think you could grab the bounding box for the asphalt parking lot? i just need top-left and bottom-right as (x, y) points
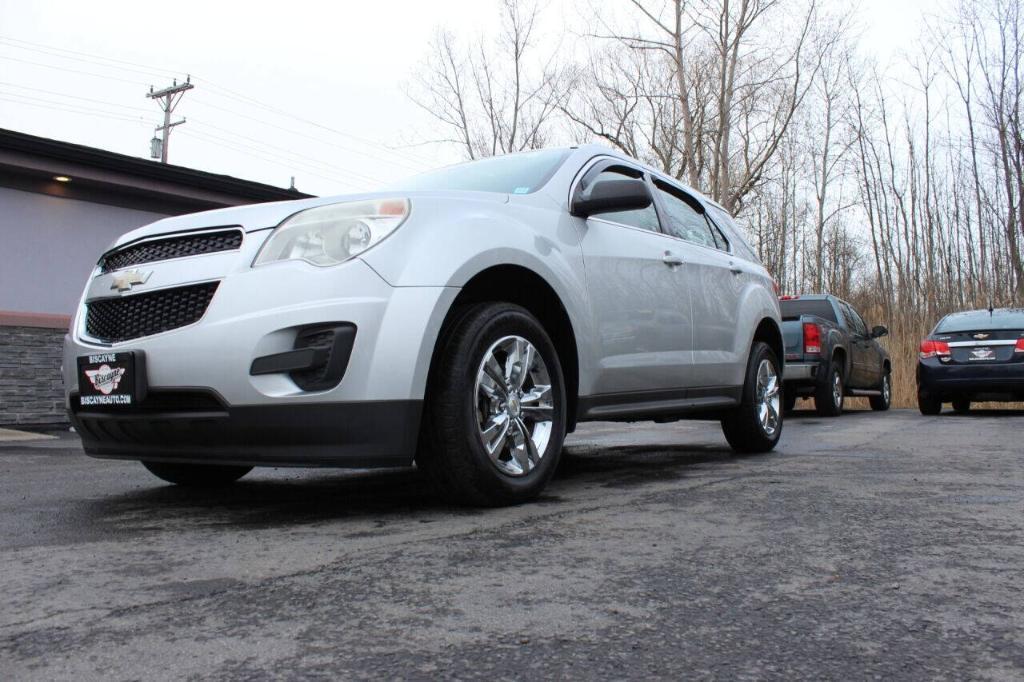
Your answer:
(1, 407), (1022, 680)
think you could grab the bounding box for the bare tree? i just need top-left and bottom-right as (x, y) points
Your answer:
(408, 0), (565, 159)
(972, 0), (1024, 297)
(566, 0), (827, 213)
(806, 28), (858, 290)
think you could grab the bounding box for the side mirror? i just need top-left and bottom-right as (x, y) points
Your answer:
(871, 325), (889, 339)
(571, 178), (652, 218)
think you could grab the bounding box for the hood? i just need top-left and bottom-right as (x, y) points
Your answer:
(109, 189), (511, 249)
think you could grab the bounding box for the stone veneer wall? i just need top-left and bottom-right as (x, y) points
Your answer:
(0, 325), (68, 426)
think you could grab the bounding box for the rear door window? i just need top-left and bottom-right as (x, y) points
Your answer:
(839, 302), (868, 336)
(653, 180), (719, 249)
(851, 308), (869, 336)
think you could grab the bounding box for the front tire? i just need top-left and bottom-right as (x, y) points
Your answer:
(142, 462), (252, 487)
(417, 303), (567, 506)
(815, 362), (845, 417)
(721, 341), (783, 453)
(870, 370), (892, 411)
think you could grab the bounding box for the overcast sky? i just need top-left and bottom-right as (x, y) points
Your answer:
(0, 0), (934, 198)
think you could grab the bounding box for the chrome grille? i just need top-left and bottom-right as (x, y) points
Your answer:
(85, 282), (219, 343)
(100, 229), (243, 273)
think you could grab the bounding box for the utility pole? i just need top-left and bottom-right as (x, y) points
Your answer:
(147, 76), (194, 164)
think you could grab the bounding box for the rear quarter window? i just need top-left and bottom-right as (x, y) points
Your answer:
(706, 205), (760, 263)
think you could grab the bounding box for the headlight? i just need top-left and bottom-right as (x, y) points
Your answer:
(253, 198), (410, 267)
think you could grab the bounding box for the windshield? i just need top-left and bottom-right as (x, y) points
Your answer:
(394, 148), (570, 194)
(935, 309), (1024, 332)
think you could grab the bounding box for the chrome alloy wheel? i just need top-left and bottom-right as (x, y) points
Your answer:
(882, 373), (891, 404)
(832, 369), (843, 408)
(756, 358), (781, 436)
(474, 335), (554, 477)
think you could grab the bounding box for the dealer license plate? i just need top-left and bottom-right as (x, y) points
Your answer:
(967, 346), (997, 362)
(76, 352), (146, 407)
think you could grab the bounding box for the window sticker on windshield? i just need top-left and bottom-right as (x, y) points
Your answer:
(512, 186), (530, 194)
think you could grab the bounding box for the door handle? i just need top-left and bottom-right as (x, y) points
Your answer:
(662, 253), (684, 266)
(729, 266), (743, 275)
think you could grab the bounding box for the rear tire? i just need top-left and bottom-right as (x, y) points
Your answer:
(416, 303), (567, 506)
(870, 370), (892, 411)
(918, 392), (942, 415)
(784, 392), (797, 414)
(815, 362), (844, 417)
(721, 342), (783, 453)
(142, 462), (252, 487)
(952, 398), (971, 414)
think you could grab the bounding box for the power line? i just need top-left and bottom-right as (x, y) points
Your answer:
(182, 135), (355, 189)
(192, 77), (438, 169)
(0, 81), (392, 184)
(0, 93), (149, 125)
(185, 123), (386, 185)
(178, 129), (366, 191)
(0, 35), (439, 170)
(0, 36), (179, 81)
(0, 35), (445, 186)
(187, 97), (425, 174)
(189, 119), (387, 185)
(0, 50), (431, 174)
(0, 91), (147, 121)
(0, 53), (150, 86)
(0, 81), (153, 113)
(0, 91), (361, 190)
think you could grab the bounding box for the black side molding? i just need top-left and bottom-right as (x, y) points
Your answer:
(576, 386), (742, 422)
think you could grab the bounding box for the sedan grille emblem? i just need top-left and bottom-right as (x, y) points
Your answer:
(110, 269), (152, 292)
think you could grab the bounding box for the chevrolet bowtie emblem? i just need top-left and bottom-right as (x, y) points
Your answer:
(973, 332), (990, 340)
(110, 269), (152, 292)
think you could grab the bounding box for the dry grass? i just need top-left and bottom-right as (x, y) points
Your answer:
(879, 317), (926, 409)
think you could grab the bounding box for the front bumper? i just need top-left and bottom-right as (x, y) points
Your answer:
(917, 358), (1024, 400)
(64, 237), (457, 466)
(69, 393), (421, 467)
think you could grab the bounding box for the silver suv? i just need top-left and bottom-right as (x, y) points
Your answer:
(65, 146), (784, 505)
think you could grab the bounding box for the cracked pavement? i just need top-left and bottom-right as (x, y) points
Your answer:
(1, 407), (1022, 680)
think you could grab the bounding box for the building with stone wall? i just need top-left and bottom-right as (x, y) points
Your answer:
(0, 128), (310, 426)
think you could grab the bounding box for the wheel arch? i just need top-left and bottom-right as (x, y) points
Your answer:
(426, 264), (581, 432)
(752, 316), (784, 368)
(832, 345), (849, 376)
